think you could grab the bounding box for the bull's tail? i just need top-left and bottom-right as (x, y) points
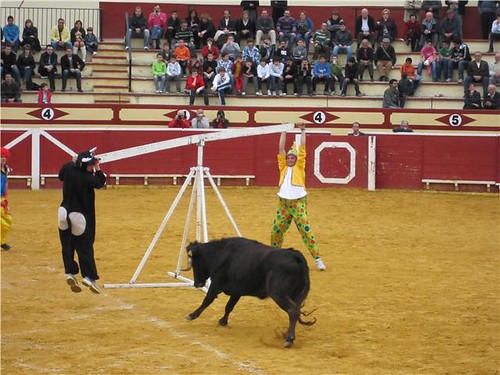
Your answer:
(293, 252), (316, 326)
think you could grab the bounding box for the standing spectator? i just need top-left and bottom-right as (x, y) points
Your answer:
(242, 38), (260, 65)
(393, 119), (414, 132)
(191, 108), (210, 128)
(236, 10), (256, 44)
(404, 0), (423, 21)
(348, 122), (365, 136)
(356, 38), (374, 81)
(405, 13), (421, 52)
(186, 70), (208, 105)
(332, 21), (353, 60)
(488, 14), (500, 53)
(211, 109), (230, 128)
(312, 23), (331, 60)
(292, 38), (307, 65)
(259, 36), (276, 62)
(483, 84), (500, 109)
(355, 8), (376, 49)
(58, 149), (106, 294)
(463, 83), (482, 109)
(186, 10), (200, 47)
(312, 55), (331, 95)
(20, 19), (40, 52)
(148, 4), (167, 49)
(376, 9), (398, 44)
(375, 38), (397, 82)
(489, 52), (500, 85)
(446, 0), (468, 20)
(269, 55), (284, 96)
(201, 38), (219, 60)
(37, 83), (52, 104)
(465, 51), (490, 97)
(439, 8), (462, 44)
(84, 27), (99, 56)
(61, 47), (85, 92)
(326, 10), (344, 39)
(198, 14), (216, 48)
(232, 54), (244, 94)
(211, 66), (232, 105)
(152, 53), (167, 93)
(126, 6), (150, 50)
(276, 9), (296, 49)
(241, 57), (257, 95)
(329, 55), (344, 94)
(51, 18), (71, 51)
(295, 59), (312, 96)
(214, 9), (237, 46)
(38, 44), (57, 91)
(1, 44), (21, 84)
(437, 39), (454, 81)
(417, 40), (438, 81)
(422, 0), (442, 21)
(275, 39), (291, 62)
(202, 52), (217, 88)
(1, 72), (21, 102)
(221, 34), (241, 61)
(420, 11), (439, 47)
(3, 16), (19, 52)
(295, 11), (314, 53)
(400, 58), (421, 94)
(71, 20), (86, 61)
(256, 58), (271, 95)
(241, 1), (260, 22)
(168, 110), (191, 128)
(451, 38), (471, 83)
(173, 39), (191, 75)
(383, 79), (401, 108)
(1, 147), (12, 250)
(271, 0), (288, 26)
(16, 45), (35, 90)
(255, 9), (276, 46)
(165, 10), (181, 47)
(166, 56), (182, 93)
(341, 57), (362, 97)
(478, 1), (499, 40)
(282, 58), (295, 95)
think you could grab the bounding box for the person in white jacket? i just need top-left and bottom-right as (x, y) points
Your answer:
(269, 56), (284, 96)
(211, 66), (232, 105)
(256, 58), (271, 95)
(166, 56), (182, 93)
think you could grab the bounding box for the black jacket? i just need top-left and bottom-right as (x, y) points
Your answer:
(483, 91), (500, 110)
(129, 13), (147, 30)
(61, 53), (85, 72)
(38, 51), (58, 74)
(355, 15), (376, 34)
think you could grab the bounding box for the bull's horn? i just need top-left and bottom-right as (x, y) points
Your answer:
(180, 255), (192, 272)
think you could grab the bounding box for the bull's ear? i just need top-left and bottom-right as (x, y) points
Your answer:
(187, 240), (200, 256)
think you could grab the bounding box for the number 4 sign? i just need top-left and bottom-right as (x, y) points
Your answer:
(41, 108), (55, 121)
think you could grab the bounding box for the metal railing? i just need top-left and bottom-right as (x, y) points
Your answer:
(0, 7), (102, 47)
(125, 11), (132, 92)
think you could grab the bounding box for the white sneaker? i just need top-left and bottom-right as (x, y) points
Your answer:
(144, 46), (149, 50)
(256, 90), (262, 96)
(241, 91), (246, 96)
(93, 51), (98, 56)
(82, 277), (101, 294)
(267, 89), (272, 96)
(66, 274), (82, 293)
(314, 257), (326, 271)
(272, 91), (277, 96)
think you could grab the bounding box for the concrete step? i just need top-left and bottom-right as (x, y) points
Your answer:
(93, 85), (129, 93)
(92, 70), (129, 79)
(91, 55), (127, 64)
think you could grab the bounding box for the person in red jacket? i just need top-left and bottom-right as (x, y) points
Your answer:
(186, 70), (208, 105)
(168, 110), (191, 128)
(37, 82), (52, 104)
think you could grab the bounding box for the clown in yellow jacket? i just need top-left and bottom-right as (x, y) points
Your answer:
(1, 147), (12, 250)
(270, 123), (325, 271)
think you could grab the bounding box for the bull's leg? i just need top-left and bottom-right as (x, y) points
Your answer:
(218, 295), (241, 326)
(270, 295), (300, 348)
(185, 288), (220, 321)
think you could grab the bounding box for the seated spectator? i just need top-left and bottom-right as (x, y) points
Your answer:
(439, 8), (462, 45)
(437, 39), (454, 81)
(241, 57), (257, 95)
(161, 42), (172, 63)
(186, 56), (202, 75)
(1, 44), (21, 84)
(166, 56), (182, 93)
(256, 58), (271, 95)
(376, 9), (398, 44)
(312, 23), (331, 60)
(259, 36), (275, 62)
(84, 27), (99, 56)
(202, 52), (217, 87)
(242, 38), (260, 66)
(191, 108), (210, 128)
(221, 34), (241, 61)
(217, 53), (234, 86)
(405, 13), (421, 52)
(51, 18), (72, 51)
(489, 52), (500, 86)
(375, 38), (397, 82)
(126, 6), (150, 50)
(400, 57), (421, 95)
(186, 70), (208, 105)
(489, 14), (500, 53)
(276, 9), (296, 49)
(37, 82), (52, 104)
(197, 14), (216, 48)
(269, 56), (284, 96)
(232, 54), (244, 94)
(165, 10), (181, 47)
(173, 39), (191, 75)
(326, 10), (343, 41)
(201, 38), (219, 60)
(383, 79), (401, 109)
(417, 40), (438, 81)
(61, 47), (85, 92)
(38, 44), (57, 91)
(168, 110), (191, 128)
(255, 9), (276, 46)
(292, 38), (307, 65)
(421, 0), (442, 21)
(392, 119), (414, 132)
(148, 4), (167, 50)
(404, 0), (422, 21)
(20, 19), (40, 52)
(295, 11), (314, 53)
(211, 66), (232, 105)
(16, 45), (35, 90)
(348, 122), (365, 136)
(1, 72), (21, 102)
(355, 8), (376, 49)
(451, 38), (471, 83)
(236, 10), (256, 43)
(333, 21), (353, 61)
(483, 84), (499, 110)
(356, 38), (374, 81)
(71, 20), (86, 61)
(173, 21), (196, 56)
(463, 83), (481, 109)
(398, 72), (414, 108)
(465, 51), (489, 97)
(152, 53), (167, 93)
(3, 16), (19, 52)
(282, 58), (295, 95)
(329, 55), (344, 94)
(211, 109), (229, 128)
(214, 9), (237, 46)
(295, 59), (312, 96)
(341, 57), (362, 97)
(186, 9), (200, 47)
(420, 11), (438, 48)
(275, 39), (291, 62)
(312, 55), (331, 95)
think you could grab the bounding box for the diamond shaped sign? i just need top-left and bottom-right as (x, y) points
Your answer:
(299, 111), (340, 125)
(164, 109), (196, 121)
(27, 107), (69, 121)
(435, 113), (476, 127)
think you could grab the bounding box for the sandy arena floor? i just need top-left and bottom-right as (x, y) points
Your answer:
(1, 186), (499, 374)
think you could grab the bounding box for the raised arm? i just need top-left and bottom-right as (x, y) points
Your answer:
(279, 131), (286, 155)
(296, 122), (306, 147)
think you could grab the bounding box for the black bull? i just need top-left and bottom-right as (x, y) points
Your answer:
(183, 237), (316, 347)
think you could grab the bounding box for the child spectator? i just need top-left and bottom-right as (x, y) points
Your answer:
(201, 38), (219, 60)
(417, 40), (438, 81)
(356, 38), (374, 81)
(217, 53), (234, 89)
(202, 52), (217, 88)
(152, 53), (167, 93)
(211, 67), (232, 105)
(186, 70), (208, 105)
(312, 55), (331, 95)
(242, 38), (260, 66)
(256, 58), (271, 96)
(437, 39), (454, 81)
(220, 34), (241, 61)
(329, 56), (344, 95)
(173, 39), (191, 76)
(269, 56), (284, 96)
(405, 13), (421, 52)
(400, 57), (421, 95)
(21, 19), (40, 52)
(84, 27), (99, 56)
(232, 54), (244, 94)
(292, 38), (307, 65)
(166, 56), (182, 93)
(242, 57), (257, 95)
(296, 59), (312, 96)
(282, 58), (296, 96)
(161, 42), (172, 63)
(259, 36), (275, 63)
(211, 109), (229, 128)
(341, 57), (362, 97)
(187, 56), (202, 75)
(37, 82), (52, 103)
(275, 39), (291, 63)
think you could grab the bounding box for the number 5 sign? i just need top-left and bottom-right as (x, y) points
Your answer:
(448, 114), (462, 127)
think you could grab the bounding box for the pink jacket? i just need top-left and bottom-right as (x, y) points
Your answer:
(148, 12), (167, 29)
